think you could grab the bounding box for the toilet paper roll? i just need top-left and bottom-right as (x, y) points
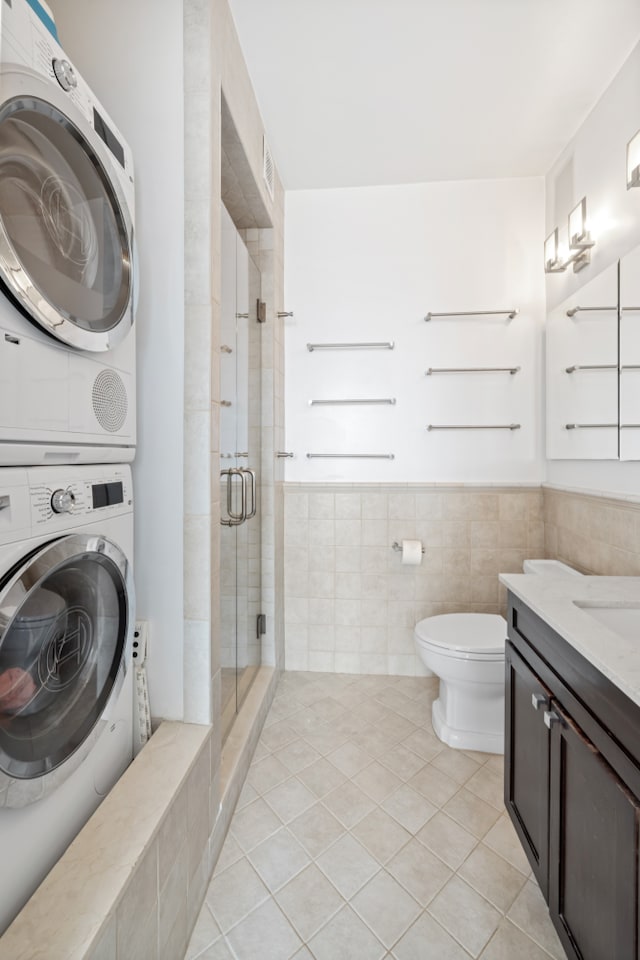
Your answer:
(401, 539), (423, 565)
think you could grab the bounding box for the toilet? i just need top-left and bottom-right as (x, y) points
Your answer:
(414, 559), (582, 754)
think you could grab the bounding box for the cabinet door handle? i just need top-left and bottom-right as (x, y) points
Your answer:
(544, 710), (564, 729)
(532, 693), (549, 711)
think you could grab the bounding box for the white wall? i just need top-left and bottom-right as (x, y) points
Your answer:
(50, 1), (185, 718)
(544, 41), (640, 497)
(285, 179), (545, 483)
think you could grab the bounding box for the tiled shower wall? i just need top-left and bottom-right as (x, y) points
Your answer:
(544, 486), (640, 575)
(284, 484), (544, 675)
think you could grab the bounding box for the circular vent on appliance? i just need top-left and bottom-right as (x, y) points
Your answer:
(92, 370), (128, 432)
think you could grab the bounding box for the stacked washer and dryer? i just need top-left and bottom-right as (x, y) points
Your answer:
(0, 0), (139, 934)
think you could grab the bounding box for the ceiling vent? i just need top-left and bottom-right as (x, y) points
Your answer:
(263, 137), (274, 201)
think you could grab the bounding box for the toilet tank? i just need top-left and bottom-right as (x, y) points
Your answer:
(523, 559), (583, 576)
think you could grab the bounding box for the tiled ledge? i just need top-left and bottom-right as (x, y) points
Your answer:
(543, 482), (640, 506)
(0, 722), (212, 960)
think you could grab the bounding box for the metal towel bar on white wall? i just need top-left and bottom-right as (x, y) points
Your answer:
(424, 309), (518, 321)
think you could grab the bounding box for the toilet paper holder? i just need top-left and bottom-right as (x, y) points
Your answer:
(392, 540), (425, 555)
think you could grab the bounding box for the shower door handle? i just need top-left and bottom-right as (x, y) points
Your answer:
(220, 468), (245, 526)
(241, 468), (257, 520)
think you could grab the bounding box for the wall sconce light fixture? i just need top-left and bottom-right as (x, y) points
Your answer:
(568, 197), (594, 272)
(544, 228), (566, 273)
(627, 129), (640, 189)
(545, 197), (596, 275)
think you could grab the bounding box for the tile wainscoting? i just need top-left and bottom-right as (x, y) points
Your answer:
(284, 485), (544, 676)
(544, 485), (640, 575)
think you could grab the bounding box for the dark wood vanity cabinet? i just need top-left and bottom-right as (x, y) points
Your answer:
(505, 594), (640, 960)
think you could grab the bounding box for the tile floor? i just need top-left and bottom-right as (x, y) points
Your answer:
(185, 672), (567, 960)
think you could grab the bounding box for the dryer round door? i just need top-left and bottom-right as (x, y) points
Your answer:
(0, 66), (134, 352)
(0, 534), (133, 807)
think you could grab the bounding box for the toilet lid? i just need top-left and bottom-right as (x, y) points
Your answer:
(414, 614), (507, 657)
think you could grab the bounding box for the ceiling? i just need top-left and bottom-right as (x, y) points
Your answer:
(228, 0), (640, 190)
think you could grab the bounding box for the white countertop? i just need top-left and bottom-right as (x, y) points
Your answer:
(500, 574), (640, 708)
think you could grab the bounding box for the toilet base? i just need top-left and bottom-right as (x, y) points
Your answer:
(432, 695), (504, 755)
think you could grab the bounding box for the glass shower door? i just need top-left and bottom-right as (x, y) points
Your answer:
(219, 204), (262, 743)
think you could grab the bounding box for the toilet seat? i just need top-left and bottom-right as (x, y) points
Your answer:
(414, 613), (507, 661)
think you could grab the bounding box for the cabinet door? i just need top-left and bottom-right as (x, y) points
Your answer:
(548, 703), (640, 960)
(505, 643), (552, 897)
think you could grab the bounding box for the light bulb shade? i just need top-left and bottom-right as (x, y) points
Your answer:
(544, 229), (562, 272)
(627, 129), (640, 189)
(569, 197), (589, 247)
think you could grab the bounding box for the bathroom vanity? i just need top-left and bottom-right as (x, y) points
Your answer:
(500, 574), (640, 960)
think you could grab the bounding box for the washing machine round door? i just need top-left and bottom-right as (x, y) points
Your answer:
(0, 67), (134, 352)
(0, 534), (133, 806)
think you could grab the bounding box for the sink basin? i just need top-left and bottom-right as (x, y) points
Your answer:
(575, 604), (640, 642)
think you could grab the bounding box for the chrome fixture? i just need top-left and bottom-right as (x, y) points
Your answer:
(306, 453), (395, 459)
(220, 467), (256, 526)
(392, 541), (425, 555)
(566, 305), (616, 317)
(627, 129), (640, 189)
(565, 423), (617, 430)
(306, 341), (395, 351)
(544, 228), (567, 273)
(276, 451), (294, 458)
(424, 309), (518, 321)
(426, 366), (520, 375)
(565, 364), (617, 374)
(427, 423), (521, 431)
(277, 311), (294, 318)
(309, 398), (396, 406)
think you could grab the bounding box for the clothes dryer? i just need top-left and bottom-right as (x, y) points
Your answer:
(0, 463), (134, 934)
(0, 0), (136, 465)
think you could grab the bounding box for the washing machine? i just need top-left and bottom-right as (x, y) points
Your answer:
(0, 0), (137, 465)
(0, 463), (135, 934)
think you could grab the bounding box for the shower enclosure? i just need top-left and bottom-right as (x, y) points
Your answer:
(219, 204), (263, 742)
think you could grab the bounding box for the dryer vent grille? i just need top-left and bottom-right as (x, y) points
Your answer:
(92, 370), (128, 433)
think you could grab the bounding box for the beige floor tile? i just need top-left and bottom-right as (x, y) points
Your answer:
(416, 811), (479, 870)
(291, 949), (314, 960)
(205, 857), (270, 933)
(352, 807), (413, 864)
(392, 912), (474, 960)
(375, 712), (418, 743)
(274, 738), (321, 774)
(213, 833), (243, 876)
(331, 711), (371, 737)
(387, 839), (453, 906)
(263, 777), (317, 823)
(252, 740), (271, 762)
(353, 761), (404, 803)
(230, 797), (282, 852)
(507, 880), (566, 960)
(428, 877), (501, 957)
(287, 707), (327, 736)
(409, 764), (459, 807)
(316, 833), (381, 899)
(260, 721), (299, 752)
(308, 904), (386, 960)
(195, 940), (236, 960)
(185, 903), (220, 959)
(464, 766), (505, 811)
(353, 726), (402, 758)
(432, 747), (482, 785)
(394, 698), (432, 726)
(443, 789), (501, 839)
(402, 728), (445, 762)
(289, 802), (345, 857)
(322, 779), (376, 828)
(382, 784), (438, 834)
(301, 727), (350, 756)
(378, 744), (427, 781)
(311, 696), (349, 722)
(479, 918), (556, 960)
(376, 687), (413, 713)
(352, 870), (421, 948)
(296, 757), (347, 797)
(485, 755), (504, 777)
(327, 741), (373, 777)
(457, 844), (528, 914)
(225, 898), (302, 960)
(235, 780), (259, 811)
(247, 755), (291, 794)
(275, 863), (344, 940)
(356, 698), (393, 724)
(248, 828), (311, 893)
(482, 815), (531, 875)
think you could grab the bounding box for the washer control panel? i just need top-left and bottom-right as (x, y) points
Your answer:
(27, 467), (132, 527)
